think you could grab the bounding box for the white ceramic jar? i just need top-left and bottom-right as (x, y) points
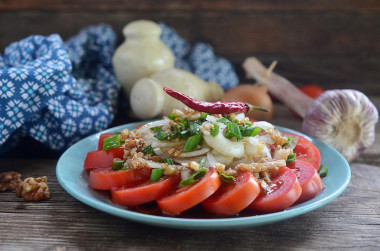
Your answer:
(130, 68), (224, 119)
(112, 20), (175, 96)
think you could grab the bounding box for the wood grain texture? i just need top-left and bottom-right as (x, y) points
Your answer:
(0, 158), (379, 250)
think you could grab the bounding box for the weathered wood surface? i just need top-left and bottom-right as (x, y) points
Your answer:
(0, 1), (379, 94)
(0, 1), (379, 250)
(0, 102), (380, 250)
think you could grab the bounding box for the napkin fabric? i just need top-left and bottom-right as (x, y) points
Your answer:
(0, 23), (238, 153)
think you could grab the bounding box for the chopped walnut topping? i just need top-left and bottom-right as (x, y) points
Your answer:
(269, 129), (288, 146)
(235, 160), (286, 173)
(16, 176), (50, 201)
(0, 172), (22, 191)
(215, 163), (225, 174)
(181, 161), (200, 171)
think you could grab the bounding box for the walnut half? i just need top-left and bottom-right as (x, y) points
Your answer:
(16, 176), (50, 201)
(0, 172), (23, 191)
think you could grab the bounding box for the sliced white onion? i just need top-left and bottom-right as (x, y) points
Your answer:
(172, 156), (205, 164)
(206, 152), (218, 168)
(177, 148), (210, 158)
(142, 119), (170, 129)
(181, 169), (191, 180)
(211, 149), (234, 165)
(203, 133), (245, 158)
(206, 115), (218, 123)
(152, 140), (185, 148)
(259, 134), (275, 144)
(235, 113), (245, 121)
(153, 147), (163, 155)
(253, 121), (274, 131)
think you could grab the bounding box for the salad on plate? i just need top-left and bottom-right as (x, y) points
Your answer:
(83, 88), (325, 217)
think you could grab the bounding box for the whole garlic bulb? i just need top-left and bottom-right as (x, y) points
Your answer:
(302, 90), (378, 161)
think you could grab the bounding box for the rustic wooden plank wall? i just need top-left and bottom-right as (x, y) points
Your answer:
(0, 0), (379, 93)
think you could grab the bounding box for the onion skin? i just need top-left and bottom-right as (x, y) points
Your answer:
(221, 84), (273, 121)
(303, 90), (378, 161)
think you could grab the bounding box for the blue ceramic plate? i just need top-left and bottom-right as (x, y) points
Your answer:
(56, 122), (351, 230)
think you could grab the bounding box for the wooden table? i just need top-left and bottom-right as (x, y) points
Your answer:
(1, 99), (379, 250)
(1, 1), (379, 250)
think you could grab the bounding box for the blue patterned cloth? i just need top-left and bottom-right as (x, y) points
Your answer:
(159, 23), (239, 90)
(0, 23), (238, 153)
(0, 24), (118, 152)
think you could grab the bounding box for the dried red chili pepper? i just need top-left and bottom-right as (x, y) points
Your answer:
(163, 87), (268, 114)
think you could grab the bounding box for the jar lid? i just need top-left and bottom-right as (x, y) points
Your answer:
(123, 20), (161, 38)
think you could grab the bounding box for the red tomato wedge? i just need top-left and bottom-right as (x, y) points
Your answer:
(89, 167), (151, 190)
(202, 171), (260, 216)
(248, 167), (302, 213)
(282, 132), (321, 169)
(288, 160), (323, 203)
(97, 133), (115, 150)
(111, 175), (181, 206)
(157, 168), (222, 215)
(83, 147), (125, 170)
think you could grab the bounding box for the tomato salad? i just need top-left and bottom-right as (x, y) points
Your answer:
(83, 88), (326, 217)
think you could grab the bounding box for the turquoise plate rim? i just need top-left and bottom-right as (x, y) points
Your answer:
(56, 122), (351, 230)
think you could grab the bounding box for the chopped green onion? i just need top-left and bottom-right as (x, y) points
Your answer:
(163, 158), (174, 165)
(210, 123), (219, 137)
(318, 164), (328, 178)
(103, 134), (121, 151)
(217, 117), (231, 125)
(282, 136), (295, 147)
(179, 168), (207, 187)
(111, 160), (126, 171)
(224, 122), (242, 141)
(168, 113), (181, 120)
(189, 123), (201, 135)
(241, 126), (261, 137)
(153, 128), (169, 140)
(200, 113), (209, 119)
(199, 157), (207, 167)
(219, 173), (236, 183)
(142, 145), (156, 155)
(183, 133), (203, 152)
(244, 121), (253, 126)
(150, 126), (161, 132)
(286, 153), (296, 164)
(150, 169), (164, 182)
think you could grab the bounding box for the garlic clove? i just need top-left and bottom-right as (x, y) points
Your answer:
(302, 89), (378, 161)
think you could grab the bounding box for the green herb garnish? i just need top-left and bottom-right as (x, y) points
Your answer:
(219, 173), (236, 183)
(183, 133), (203, 152)
(150, 169), (164, 182)
(210, 123), (219, 137)
(111, 160), (126, 171)
(142, 145), (156, 155)
(103, 134), (121, 151)
(163, 158), (174, 165)
(199, 157), (207, 167)
(318, 164), (328, 178)
(217, 117), (231, 125)
(286, 153), (296, 164)
(168, 113), (181, 120)
(241, 126), (261, 137)
(224, 122), (242, 141)
(189, 123), (201, 135)
(179, 168), (207, 187)
(152, 127), (169, 140)
(283, 136), (295, 147)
